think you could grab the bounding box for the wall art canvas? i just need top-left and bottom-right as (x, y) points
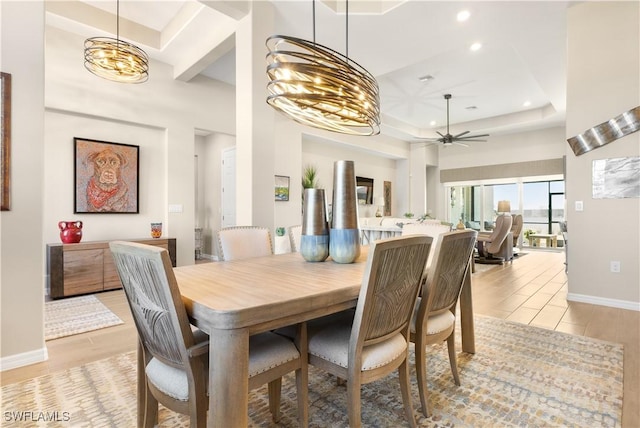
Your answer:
(592, 156), (640, 199)
(74, 138), (139, 213)
(1, 72), (11, 211)
(383, 180), (391, 216)
(275, 175), (290, 201)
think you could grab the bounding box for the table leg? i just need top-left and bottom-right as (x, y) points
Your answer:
(459, 257), (475, 354)
(209, 327), (250, 426)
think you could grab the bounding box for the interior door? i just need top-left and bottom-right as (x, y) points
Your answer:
(222, 148), (236, 228)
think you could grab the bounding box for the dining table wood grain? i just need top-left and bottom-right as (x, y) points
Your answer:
(174, 246), (475, 426)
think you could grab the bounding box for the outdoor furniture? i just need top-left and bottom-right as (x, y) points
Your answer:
(528, 233), (557, 248)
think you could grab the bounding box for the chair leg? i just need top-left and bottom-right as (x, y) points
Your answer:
(414, 337), (430, 417)
(447, 332), (460, 386)
(268, 378), (282, 423)
(398, 359), (417, 428)
(346, 376), (362, 428)
(142, 381), (158, 428)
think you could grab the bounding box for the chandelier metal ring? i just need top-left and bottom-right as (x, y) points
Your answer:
(266, 34), (380, 136)
(84, 37), (149, 84)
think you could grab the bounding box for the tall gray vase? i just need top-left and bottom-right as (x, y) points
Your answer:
(300, 188), (330, 262)
(330, 160), (360, 264)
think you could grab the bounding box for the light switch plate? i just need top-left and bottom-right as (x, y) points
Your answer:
(168, 204), (183, 213)
(575, 201), (583, 211)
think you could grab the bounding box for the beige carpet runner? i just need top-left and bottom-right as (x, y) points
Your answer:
(44, 294), (123, 341)
(3, 315), (622, 427)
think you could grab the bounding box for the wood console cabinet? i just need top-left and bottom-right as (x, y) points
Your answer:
(47, 238), (176, 299)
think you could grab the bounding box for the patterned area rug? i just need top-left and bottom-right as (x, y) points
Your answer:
(3, 316), (622, 427)
(44, 295), (123, 341)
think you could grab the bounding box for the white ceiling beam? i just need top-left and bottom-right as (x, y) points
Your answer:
(173, 32), (235, 82)
(198, 1), (249, 20)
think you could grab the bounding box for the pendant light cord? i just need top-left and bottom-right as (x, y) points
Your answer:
(345, 0), (349, 61)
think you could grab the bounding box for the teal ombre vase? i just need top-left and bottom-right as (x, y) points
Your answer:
(330, 160), (360, 264)
(329, 228), (360, 263)
(300, 189), (330, 262)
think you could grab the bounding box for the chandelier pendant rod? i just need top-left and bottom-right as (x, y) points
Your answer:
(345, 0), (349, 61)
(312, 0), (316, 44)
(116, 0), (120, 50)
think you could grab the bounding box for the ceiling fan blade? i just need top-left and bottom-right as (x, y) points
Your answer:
(413, 136), (441, 141)
(458, 133), (490, 139)
(453, 141), (470, 147)
(454, 139), (487, 142)
(436, 131), (446, 138)
(453, 130), (470, 138)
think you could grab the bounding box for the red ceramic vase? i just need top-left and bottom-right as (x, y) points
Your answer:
(59, 221), (83, 244)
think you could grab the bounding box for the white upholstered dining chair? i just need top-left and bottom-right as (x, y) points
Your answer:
(410, 230), (477, 417)
(216, 226), (273, 261)
(109, 241), (308, 427)
(305, 235), (433, 427)
(288, 225), (302, 252)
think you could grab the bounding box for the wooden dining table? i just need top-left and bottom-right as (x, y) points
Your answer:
(174, 246), (475, 426)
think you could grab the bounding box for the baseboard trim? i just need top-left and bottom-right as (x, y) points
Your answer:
(0, 347), (48, 372)
(567, 293), (640, 311)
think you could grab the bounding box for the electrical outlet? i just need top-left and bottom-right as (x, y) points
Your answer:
(610, 261), (621, 273)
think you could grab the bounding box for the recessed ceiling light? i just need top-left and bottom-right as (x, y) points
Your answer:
(418, 74), (434, 82)
(470, 42), (482, 51)
(457, 10), (470, 22)
(523, 100), (532, 107)
(430, 120), (437, 126)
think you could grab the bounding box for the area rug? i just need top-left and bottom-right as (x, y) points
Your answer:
(44, 295), (123, 341)
(2, 316), (622, 427)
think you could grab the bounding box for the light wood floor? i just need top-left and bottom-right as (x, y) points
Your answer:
(2, 250), (638, 426)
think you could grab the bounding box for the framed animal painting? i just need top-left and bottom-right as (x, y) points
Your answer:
(74, 137), (139, 213)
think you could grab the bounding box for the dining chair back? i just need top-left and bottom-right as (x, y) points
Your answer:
(109, 241), (210, 427)
(288, 225), (302, 252)
(402, 222), (452, 272)
(216, 226), (273, 261)
(306, 235), (433, 427)
(109, 241), (309, 427)
(410, 230), (477, 417)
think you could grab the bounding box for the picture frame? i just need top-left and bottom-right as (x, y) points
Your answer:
(74, 137), (139, 213)
(384, 180), (392, 216)
(275, 175), (290, 201)
(1, 72), (11, 211)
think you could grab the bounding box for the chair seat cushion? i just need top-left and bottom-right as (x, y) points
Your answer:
(146, 357), (192, 401)
(146, 330), (299, 400)
(146, 327), (210, 401)
(308, 316), (407, 371)
(249, 332), (300, 377)
(411, 298), (456, 335)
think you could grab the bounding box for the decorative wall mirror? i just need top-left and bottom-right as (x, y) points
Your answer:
(356, 176), (373, 204)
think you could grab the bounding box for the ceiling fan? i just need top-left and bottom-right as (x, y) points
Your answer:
(416, 94), (490, 147)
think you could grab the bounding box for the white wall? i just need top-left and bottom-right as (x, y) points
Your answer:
(195, 132), (235, 258)
(44, 26), (236, 267)
(438, 126), (567, 170)
(0, 1), (46, 367)
(302, 138), (399, 219)
(565, 2), (639, 308)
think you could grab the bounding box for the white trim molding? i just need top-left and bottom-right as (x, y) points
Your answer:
(0, 347), (48, 372)
(567, 293), (640, 312)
